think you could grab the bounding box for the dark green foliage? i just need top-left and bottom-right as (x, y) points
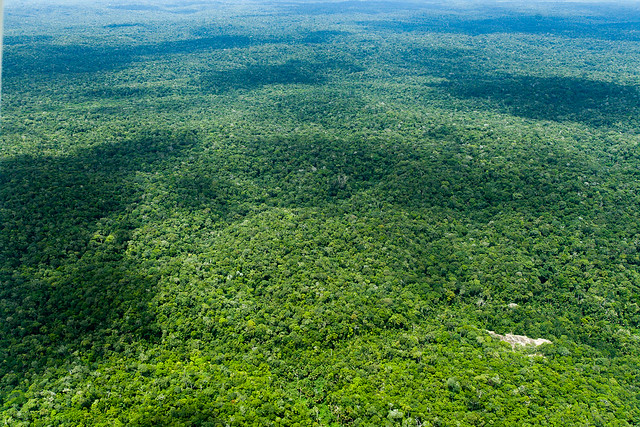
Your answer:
(200, 60), (327, 93)
(2, 0), (640, 425)
(4, 35), (267, 77)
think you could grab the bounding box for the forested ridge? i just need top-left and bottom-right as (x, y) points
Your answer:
(2, 0), (640, 425)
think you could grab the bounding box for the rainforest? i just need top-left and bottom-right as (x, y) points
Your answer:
(2, 0), (640, 425)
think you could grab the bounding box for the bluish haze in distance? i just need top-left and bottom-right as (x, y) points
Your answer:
(2, 0), (640, 425)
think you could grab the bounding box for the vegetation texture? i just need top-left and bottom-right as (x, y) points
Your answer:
(2, 0), (640, 425)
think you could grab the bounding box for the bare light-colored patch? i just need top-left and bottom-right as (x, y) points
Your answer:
(487, 330), (551, 349)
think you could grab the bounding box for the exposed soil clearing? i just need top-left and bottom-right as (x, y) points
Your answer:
(487, 330), (552, 349)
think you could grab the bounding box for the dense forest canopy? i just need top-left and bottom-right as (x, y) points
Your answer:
(2, 0), (640, 425)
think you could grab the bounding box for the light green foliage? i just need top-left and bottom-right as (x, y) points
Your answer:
(2, 0), (640, 425)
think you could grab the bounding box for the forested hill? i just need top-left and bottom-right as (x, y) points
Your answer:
(2, 0), (640, 425)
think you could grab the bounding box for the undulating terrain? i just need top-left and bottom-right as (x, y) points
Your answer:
(2, 0), (640, 425)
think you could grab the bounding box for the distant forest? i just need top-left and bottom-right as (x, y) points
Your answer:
(2, 1), (640, 425)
